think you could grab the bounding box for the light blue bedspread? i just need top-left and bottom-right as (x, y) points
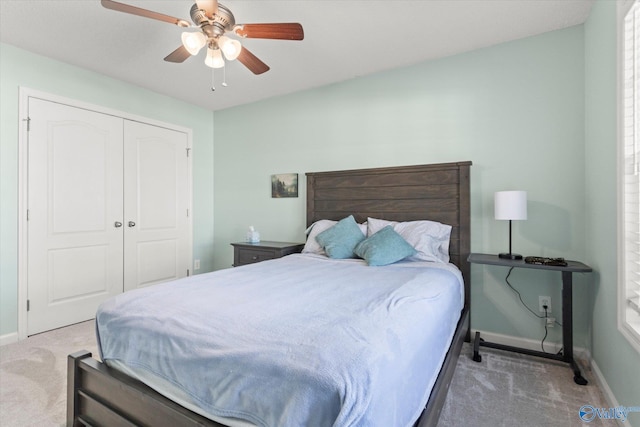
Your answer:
(97, 254), (464, 427)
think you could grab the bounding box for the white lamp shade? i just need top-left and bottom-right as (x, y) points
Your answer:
(494, 191), (527, 220)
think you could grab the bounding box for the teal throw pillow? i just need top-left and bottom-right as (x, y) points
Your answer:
(315, 215), (365, 259)
(354, 225), (417, 266)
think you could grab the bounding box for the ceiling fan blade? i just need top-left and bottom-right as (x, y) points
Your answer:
(101, 0), (190, 27)
(196, 0), (218, 19)
(164, 46), (192, 63)
(234, 23), (304, 40)
(236, 47), (270, 75)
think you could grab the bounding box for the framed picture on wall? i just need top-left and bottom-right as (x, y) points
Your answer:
(271, 173), (298, 198)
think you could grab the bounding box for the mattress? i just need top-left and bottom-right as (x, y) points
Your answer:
(96, 254), (464, 427)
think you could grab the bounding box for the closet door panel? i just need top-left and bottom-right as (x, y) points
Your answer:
(123, 120), (189, 291)
(27, 98), (124, 335)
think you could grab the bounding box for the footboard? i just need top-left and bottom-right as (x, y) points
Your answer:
(67, 350), (226, 427)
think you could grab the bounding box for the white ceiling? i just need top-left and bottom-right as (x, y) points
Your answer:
(0, 0), (594, 112)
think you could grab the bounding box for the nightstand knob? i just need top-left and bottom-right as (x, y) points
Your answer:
(252, 256), (258, 260)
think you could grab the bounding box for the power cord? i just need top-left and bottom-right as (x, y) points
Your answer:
(504, 267), (544, 320)
(504, 267), (562, 353)
(542, 306), (549, 353)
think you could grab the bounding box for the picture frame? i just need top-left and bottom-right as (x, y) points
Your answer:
(271, 173), (298, 198)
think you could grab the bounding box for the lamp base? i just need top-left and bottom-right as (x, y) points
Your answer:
(499, 253), (523, 260)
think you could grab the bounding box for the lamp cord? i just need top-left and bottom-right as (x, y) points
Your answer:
(505, 267), (543, 319)
(503, 267), (563, 352)
(542, 307), (548, 353)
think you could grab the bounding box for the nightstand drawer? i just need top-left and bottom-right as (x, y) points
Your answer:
(237, 248), (276, 265)
(231, 241), (305, 267)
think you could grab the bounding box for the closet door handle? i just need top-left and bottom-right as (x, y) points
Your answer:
(128, 221), (136, 228)
(114, 221), (123, 228)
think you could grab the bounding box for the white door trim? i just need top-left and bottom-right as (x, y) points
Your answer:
(17, 87), (193, 340)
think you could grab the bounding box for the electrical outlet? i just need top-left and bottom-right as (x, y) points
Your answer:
(539, 296), (552, 313)
(546, 317), (555, 328)
(194, 259), (200, 270)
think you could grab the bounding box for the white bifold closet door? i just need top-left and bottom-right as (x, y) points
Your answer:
(27, 98), (190, 336)
(123, 120), (189, 292)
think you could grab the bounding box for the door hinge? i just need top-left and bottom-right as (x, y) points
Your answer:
(186, 148), (191, 157)
(26, 209), (30, 221)
(187, 269), (191, 277)
(186, 208), (190, 217)
(23, 117), (31, 131)
(27, 300), (30, 311)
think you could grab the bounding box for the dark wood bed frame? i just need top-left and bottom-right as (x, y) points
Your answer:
(67, 161), (472, 427)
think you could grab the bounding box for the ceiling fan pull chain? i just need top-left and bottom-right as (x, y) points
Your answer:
(222, 65), (228, 87)
(211, 68), (216, 91)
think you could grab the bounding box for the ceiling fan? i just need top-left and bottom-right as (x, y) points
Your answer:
(101, 0), (304, 75)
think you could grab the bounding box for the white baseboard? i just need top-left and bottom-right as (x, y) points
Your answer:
(590, 359), (632, 427)
(470, 329), (591, 362)
(0, 332), (19, 346)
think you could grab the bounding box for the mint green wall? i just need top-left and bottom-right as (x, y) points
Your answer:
(3, 2), (636, 416)
(0, 43), (215, 337)
(214, 27), (587, 349)
(585, 0), (640, 422)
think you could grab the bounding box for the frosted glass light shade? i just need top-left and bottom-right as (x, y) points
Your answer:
(205, 48), (225, 68)
(218, 36), (242, 60)
(181, 31), (207, 55)
(494, 191), (527, 220)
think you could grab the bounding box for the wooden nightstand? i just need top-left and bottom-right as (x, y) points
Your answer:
(231, 241), (305, 267)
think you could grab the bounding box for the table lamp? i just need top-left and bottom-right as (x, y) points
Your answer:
(494, 190), (527, 260)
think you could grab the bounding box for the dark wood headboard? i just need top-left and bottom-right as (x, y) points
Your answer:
(306, 161), (472, 310)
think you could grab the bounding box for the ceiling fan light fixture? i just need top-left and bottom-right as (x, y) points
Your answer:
(205, 47), (225, 68)
(101, 0), (304, 75)
(181, 31), (207, 55)
(218, 35), (242, 60)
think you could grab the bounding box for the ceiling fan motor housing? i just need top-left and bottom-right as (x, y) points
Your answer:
(191, 3), (235, 38)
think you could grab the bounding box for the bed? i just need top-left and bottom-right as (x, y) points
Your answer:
(67, 161), (472, 427)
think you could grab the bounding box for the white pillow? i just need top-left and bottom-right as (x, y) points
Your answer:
(303, 220), (367, 255)
(366, 217), (452, 263)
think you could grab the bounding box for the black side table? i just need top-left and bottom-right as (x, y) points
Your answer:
(468, 253), (593, 385)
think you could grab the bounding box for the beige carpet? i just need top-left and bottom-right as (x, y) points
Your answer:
(0, 321), (98, 427)
(0, 321), (611, 426)
(437, 344), (610, 427)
